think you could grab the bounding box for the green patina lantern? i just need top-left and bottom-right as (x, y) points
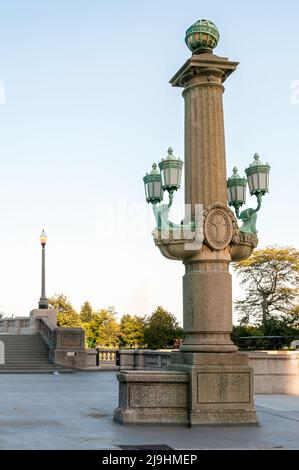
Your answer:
(158, 147), (183, 192)
(245, 153), (270, 195)
(143, 163), (163, 204)
(227, 167), (247, 208)
(185, 19), (220, 54)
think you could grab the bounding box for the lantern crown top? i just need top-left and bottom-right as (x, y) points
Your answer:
(160, 147), (182, 163)
(227, 167), (247, 188)
(150, 163), (159, 174)
(167, 147), (173, 158)
(230, 167), (242, 179)
(185, 19), (220, 54)
(246, 153), (270, 175)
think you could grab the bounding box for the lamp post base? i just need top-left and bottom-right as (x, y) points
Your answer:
(38, 298), (49, 309)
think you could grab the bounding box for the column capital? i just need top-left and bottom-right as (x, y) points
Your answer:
(170, 53), (239, 88)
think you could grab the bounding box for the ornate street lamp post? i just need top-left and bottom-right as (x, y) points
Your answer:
(38, 229), (48, 309)
(115, 19), (270, 426)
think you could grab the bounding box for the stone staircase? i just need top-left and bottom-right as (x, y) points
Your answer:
(0, 334), (72, 373)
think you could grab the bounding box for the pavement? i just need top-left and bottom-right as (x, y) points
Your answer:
(0, 371), (298, 450)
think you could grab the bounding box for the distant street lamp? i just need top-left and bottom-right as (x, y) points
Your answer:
(38, 229), (48, 309)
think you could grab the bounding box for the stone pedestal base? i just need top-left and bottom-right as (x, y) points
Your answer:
(169, 352), (258, 425)
(114, 352), (258, 426)
(114, 371), (189, 425)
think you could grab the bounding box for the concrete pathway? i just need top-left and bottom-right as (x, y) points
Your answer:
(0, 372), (298, 449)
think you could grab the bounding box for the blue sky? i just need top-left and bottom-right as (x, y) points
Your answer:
(0, 1), (298, 322)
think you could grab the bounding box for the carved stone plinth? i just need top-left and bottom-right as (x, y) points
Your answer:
(169, 352), (258, 425)
(114, 370), (189, 425)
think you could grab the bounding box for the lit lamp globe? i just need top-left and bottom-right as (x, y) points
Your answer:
(245, 153), (270, 195)
(143, 163), (163, 205)
(185, 19), (220, 54)
(227, 167), (247, 208)
(158, 147), (183, 193)
(40, 229), (47, 247)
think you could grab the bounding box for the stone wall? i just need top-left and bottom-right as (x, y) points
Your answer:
(248, 351), (299, 395)
(117, 349), (299, 395)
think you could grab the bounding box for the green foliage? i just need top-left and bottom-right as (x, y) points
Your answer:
(144, 306), (184, 349)
(49, 293), (82, 327)
(232, 317), (299, 350)
(85, 307), (120, 348)
(80, 301), (93, 323)
(48, 293), (184, 351)
(233, 246), (299, 325)
(119, 314), (145, 348)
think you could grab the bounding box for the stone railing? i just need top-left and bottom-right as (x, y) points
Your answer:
(85, 348), (118, 369)
(99, 349), (117, 362)
(118, 349), (172, 370)
(0, 317), (31, 334)
(36, 317), (86, 369)
(37, 317), (55, 350)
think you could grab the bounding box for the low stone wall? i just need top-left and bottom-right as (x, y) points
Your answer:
(118, 349), (299, 395)
(248, 351), (299, 395)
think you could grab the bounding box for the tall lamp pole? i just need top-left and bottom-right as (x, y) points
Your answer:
(38, 229), (48, 309)
(114, 19), (269, 426)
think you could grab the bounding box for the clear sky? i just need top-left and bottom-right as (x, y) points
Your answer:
(0, 0), (298, 323)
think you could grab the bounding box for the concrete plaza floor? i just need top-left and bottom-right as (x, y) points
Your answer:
(0, 371), (298, 450)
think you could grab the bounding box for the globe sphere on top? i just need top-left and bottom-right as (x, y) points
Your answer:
(185, 19), (220, 54)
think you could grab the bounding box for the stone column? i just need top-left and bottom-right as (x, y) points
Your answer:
(181, 248), (236, 352)
(184, 69), (228, 212)
(171, 54), (239, 353)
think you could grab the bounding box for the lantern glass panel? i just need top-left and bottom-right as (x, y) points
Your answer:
(170, 167), (179, 186)
(144, 183), (149, 200)
(148, 182), (153, 199)
(237, 185), (246, 203)
(247, 174), (253, 193)
(252, 173), (259, 192)
(259, 173), (267, 191)
(154, 181), (162, 198)
(227, 187), (232, 204)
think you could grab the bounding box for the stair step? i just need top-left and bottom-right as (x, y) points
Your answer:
(0, 333), (55, 369)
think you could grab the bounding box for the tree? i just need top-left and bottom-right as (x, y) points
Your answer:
(144, 306), (184, 349)
(233, 246), (299, 325)
(232, 317), (299, 350)
(80, 301), (93, 323)
(85, 307), (120, 348)
(119, 314), (145, 348)
(49, 293), (82, 328)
